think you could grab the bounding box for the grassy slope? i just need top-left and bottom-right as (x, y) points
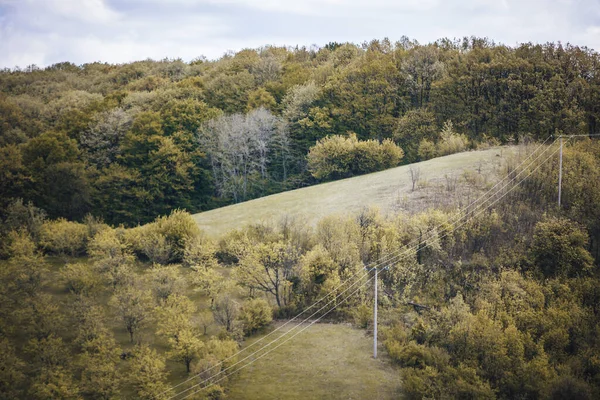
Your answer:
(193, 147), (513, 237)
(227, 323), (400, 400)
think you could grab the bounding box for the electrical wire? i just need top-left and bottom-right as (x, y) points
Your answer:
(161, 137), (559, 399)
(176, 275), (376, 400)
(167, 140), (564, 400)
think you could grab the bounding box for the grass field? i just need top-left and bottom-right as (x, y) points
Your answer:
(193, 147), (515, 237)
(226, 323), (401, 400)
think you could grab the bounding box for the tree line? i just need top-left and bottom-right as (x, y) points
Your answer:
(1, 37), (599, 226)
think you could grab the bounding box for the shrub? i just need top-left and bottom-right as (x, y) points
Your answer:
(6, 229), (37, 258)
(352, 303), (372, 329)
(140, 230), (172, 265)
(436, 120), (469, 156)
(60, 263), (101, 295)
(126, 210), (200, 264)
(183, 235), (219, 269)
(88, 227), (128, 259)
(402, 364), (495, 400)
(153, 209), (201, 262)
(148, 264), (186, 301)
(531, 217), (594, 278)
(3, 198), (46, 240)
(307, 133), (403, 180)
(417, 138), (437, 161)
(307, 134), (356, 180)
(39, 219), (88, 256)
(239, 298), (272, 335)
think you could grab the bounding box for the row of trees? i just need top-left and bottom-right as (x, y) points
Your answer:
(1, 37), (599, 225)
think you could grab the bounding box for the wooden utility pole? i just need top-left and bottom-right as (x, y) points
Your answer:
(558, 136), (563, 208)
(373, 267), (378, 359)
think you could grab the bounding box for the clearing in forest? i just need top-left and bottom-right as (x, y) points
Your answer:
(226, 323), (400, 400)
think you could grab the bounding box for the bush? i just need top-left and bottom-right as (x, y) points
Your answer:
(402, 364), (495, 400)
(153, 209), (201, 262)
(60, 263), (101, 295)
(140, 231), (172, 265)
(126, 210), (200, 264)
(183, 235), (219, 269)
(2, 198), (46, 240)
(387, 340), (449, 369)
(417, 138), (437, 161)
(88, 227), (128, 259)
(531, 217), (594, 278)
(352, 303), (372, 329)
(307, 133), (403, 180)
(436, 120), (469, 156)
(39, 219), (88, 256)
(239, 298), (272, 335)
(5, 229), (37, 258)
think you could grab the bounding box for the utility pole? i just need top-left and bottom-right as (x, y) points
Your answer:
(558, 136), (563, 208)
(373, 267), (378, 359)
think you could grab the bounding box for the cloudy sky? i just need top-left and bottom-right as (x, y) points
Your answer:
(0, 0), (599, 68)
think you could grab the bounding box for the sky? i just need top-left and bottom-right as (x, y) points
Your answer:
(0, 0), (599, 68)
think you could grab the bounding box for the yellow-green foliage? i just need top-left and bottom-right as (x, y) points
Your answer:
(299, 244), (340, 299)
(531, 217), (594, 278)
(436, 120), (469, 156)
(417, 138), (437, 160)
(88, 227), (128, 259)
(125, 209), (201, 263)
(239, 298), (272, 335)
(6, 230), (37, 258)
(60, 263), (101, 295)
(183, 234), (219, 269)
(39, 218), (88, 256)
(307, 133), (404, 180)
(147, 265), (186, 301)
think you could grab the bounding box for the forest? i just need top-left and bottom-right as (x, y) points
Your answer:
(1, 37), (600, 225)
(1, 37), (600, 399)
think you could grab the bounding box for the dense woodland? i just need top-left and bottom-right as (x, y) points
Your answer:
(1, 37), (600, 399)
(1, 37), (600, 225)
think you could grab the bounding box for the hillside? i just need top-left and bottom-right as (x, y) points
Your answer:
(193, 146), (515, 236)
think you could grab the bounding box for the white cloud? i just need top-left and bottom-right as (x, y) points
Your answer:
(0, 0), (598, 68)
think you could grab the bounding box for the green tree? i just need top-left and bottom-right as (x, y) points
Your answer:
(235, 241), (299, 307)
(393, 109), (438, 162)
(239, 298), (273, 335)
(247, 87), (277, 112)
(168, 328), (205, 373)
(155, 294), (196, 341)
(0, 145), (29, 214)
(531, 217), (594, 278)
(29, 367), (81, 400)
(110, 286), (154, 342)
(127, 345), (171, 400)
(0, 338), (25, 399)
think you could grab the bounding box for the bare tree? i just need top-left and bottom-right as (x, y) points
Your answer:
(213, 293), (239, 332)
(409, 166), (421, 192)
(199, 107), (290, 202)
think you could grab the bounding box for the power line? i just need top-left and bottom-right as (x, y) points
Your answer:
(168, 266), (375, 399)
(167, 140), (563, 400)
(163, 138), (560, 399)
(175, 142), (564, 400)
(176, 275), (376, 400)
